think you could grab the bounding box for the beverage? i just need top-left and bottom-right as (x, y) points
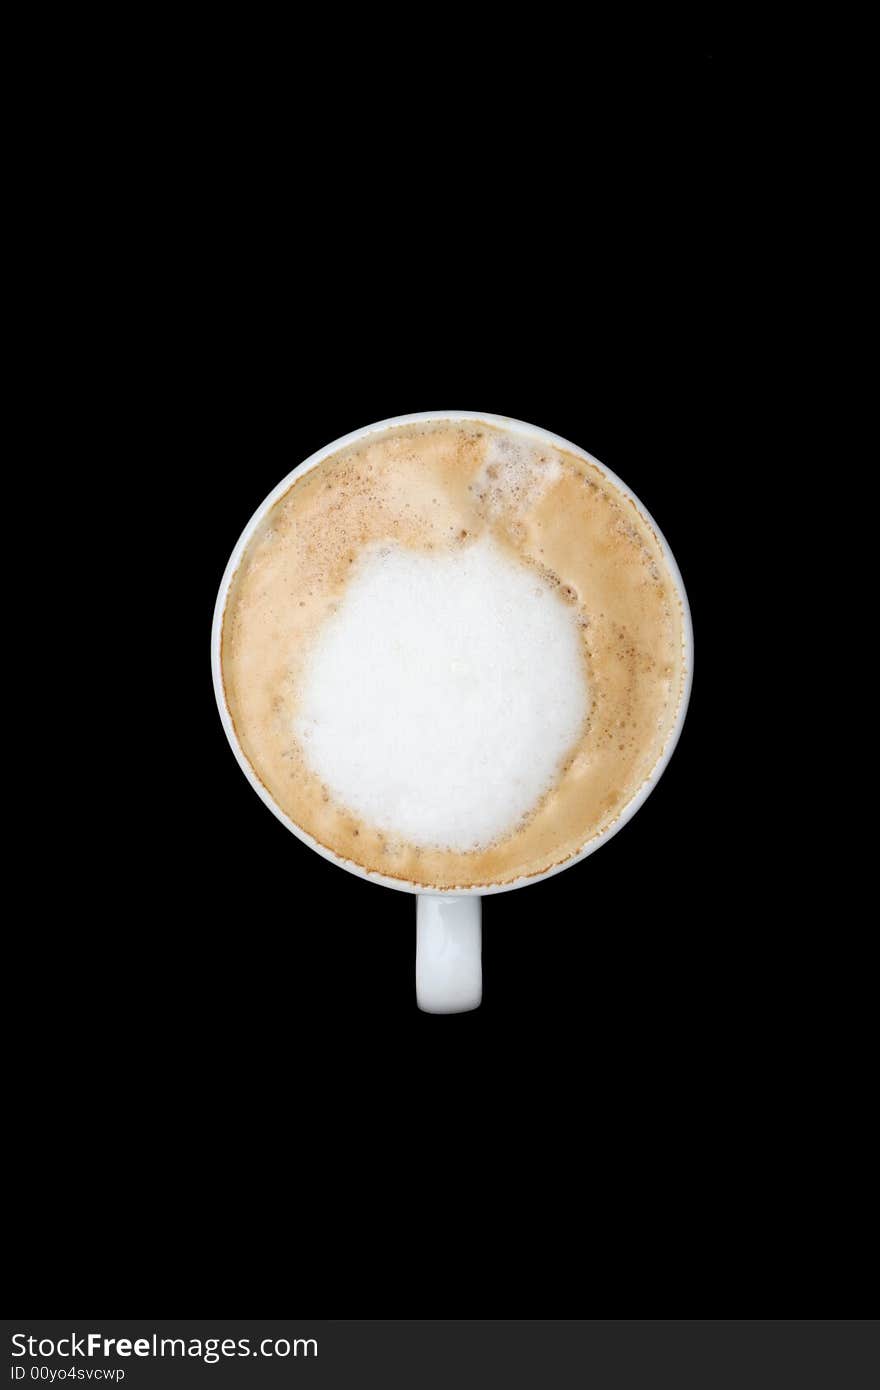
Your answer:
(220, 420), (686, 890)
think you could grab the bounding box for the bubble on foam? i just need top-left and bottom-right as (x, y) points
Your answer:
(295, 535), (589, 851)
(472, 434), (563, 519)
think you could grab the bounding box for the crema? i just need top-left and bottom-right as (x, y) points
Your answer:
(220, 421), (685, 889)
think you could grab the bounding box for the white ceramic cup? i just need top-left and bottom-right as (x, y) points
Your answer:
(211, 411), (693, 1014)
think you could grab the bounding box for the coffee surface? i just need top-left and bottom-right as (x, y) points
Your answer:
(221, 421), (686, 888)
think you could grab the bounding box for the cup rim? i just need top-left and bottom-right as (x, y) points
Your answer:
(211, 410), (694, 896)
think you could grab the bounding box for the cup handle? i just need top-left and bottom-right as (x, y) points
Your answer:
(416, 895), (482, 1013)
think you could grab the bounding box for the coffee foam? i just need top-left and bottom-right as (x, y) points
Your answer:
(296, 536), (589, 851)
(221, 421), (685, 889)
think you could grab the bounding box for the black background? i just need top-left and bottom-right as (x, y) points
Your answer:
(49, 325), (730, 1305)
(12, 48), (872, 1315)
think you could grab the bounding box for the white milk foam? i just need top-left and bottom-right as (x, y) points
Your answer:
(295, 535), (589, 851)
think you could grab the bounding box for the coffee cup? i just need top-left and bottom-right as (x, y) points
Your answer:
(211, 412), (693, 1012)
